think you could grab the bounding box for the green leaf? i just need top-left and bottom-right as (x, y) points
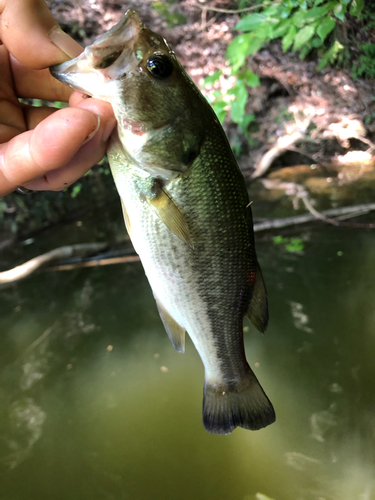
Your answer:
(230, 81), (248, 124)
(310, 35), (324, 47)
(292, 9), (310, 27)
(285, 238), (304, 252)
(212, 101), (227, 123)
(299, 43), (312, 59)
(271, 19), (292, 39)
(203, 70), (222, 87)
(317, 40), (343, 70)
(71, 184), (82, 198)
(235, 13), (265, 31)
(317, 15), (335, 41)
(243, 70), (260, 87)
(350, 0), (363, 17)
(226, 32), (263, 70)
(246, 35), (265, 55)
(255, 21), (275, 39)
(292, 2), (337, 26)
(282, 25), (297, 51)
(293, 25), (315, 50)
(333, 2), (346, 21)
(226, 34), (251, 70)
(278, 5), (293, 19)
(273, 235), (288, 245)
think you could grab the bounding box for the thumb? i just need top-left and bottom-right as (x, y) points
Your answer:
(0, 0), (82, 69)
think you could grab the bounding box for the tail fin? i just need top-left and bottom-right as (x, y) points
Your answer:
(202, 369), (275, 435)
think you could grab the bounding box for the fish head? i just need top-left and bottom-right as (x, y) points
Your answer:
(50, 9), (203, 131)
(50, 9), (142, 102)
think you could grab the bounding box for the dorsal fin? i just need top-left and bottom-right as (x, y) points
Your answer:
(154, 296), (186, 353)
(246, 261), (269, 333)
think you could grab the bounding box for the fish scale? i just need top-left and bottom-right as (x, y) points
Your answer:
(50, 8), (275, 434)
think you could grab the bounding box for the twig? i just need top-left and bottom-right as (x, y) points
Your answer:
(194, 1), (276, 15)
(0, 242), (107, 285)
(253, 203), (375, 231)
(46, 255), (140, 271)
(251, 131), (306, 179)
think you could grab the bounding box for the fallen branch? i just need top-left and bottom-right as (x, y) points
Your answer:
(0, 242), (107, 285)
(254, 203), (375, 231)
(251, 131), (306, 179)
(2, 201), (374, 283)
(47, 255), (140, 271)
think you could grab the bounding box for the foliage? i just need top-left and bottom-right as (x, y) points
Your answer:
(19, 98), (67, 109)
(352, 43), (375, 79)
(205, 0), (364, 133)
(273, 235), (305, 252)
(151, 0), (186, 27)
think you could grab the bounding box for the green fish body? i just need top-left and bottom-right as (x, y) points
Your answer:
(51, 9), (275, 434)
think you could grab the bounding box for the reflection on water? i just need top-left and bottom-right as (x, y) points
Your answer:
(0, 218), (375, 499)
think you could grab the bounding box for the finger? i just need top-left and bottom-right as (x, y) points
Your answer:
(22, 105), (56, 130)
(0, 0), (82, 69)
(11, 57), (74, 102)
(23, 129), (109, 191)
(24, 101), (116, 191)
(0, 107), (101, 195)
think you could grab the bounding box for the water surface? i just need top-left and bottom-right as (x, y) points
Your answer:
(0, 203), (374, 500)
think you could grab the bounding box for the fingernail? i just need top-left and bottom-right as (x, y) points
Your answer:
(102, 116), (117, 143)
(49, 25), (83, 59)
(83, 115), (101, 144)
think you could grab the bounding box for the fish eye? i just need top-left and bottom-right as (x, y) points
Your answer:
(146, 54), (173, 79)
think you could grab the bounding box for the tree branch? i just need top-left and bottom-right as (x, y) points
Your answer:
(0, 242), (107, 285)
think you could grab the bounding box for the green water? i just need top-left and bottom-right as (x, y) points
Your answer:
(0, 203), (374, 500)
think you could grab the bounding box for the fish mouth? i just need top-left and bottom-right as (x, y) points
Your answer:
(50, 9), (142, 96)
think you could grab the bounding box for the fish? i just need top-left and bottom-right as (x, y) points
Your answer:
(50, 9), (275, 434)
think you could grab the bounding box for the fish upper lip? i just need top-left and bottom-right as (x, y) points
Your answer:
(50, 8), (142, 83)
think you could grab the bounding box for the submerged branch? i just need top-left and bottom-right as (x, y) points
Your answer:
(254, 202), (375, 231)
(0, 243), (107, 286)
(47, 255), (140, 271)
(1, 201), (374, 284)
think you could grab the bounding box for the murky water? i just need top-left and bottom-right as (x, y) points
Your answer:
(0, 199), (374, 500)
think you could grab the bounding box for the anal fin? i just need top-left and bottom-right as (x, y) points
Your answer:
(147, 187), (194, 249)
(246, 260), (269, 333)
(154, 296), (185, 353)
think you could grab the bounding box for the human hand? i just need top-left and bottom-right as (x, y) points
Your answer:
(0, 0), (116, 197)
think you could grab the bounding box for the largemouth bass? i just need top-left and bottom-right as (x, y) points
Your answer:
(51, 9), (275, 434)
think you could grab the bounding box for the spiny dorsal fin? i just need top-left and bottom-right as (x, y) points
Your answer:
(146, 188), (194, 249)
(120, 198), (133, 240)
(154, 296), (186, 353)
(246, 260), (269, 333)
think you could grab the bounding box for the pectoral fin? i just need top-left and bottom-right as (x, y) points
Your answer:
(154, 297), (185, 353)
(147, 188), (194, 249)
(246, 261), (269, 333)
(120, 198), (133, 240)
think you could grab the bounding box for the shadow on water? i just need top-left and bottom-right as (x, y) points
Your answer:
(0, 208), (375, 499)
